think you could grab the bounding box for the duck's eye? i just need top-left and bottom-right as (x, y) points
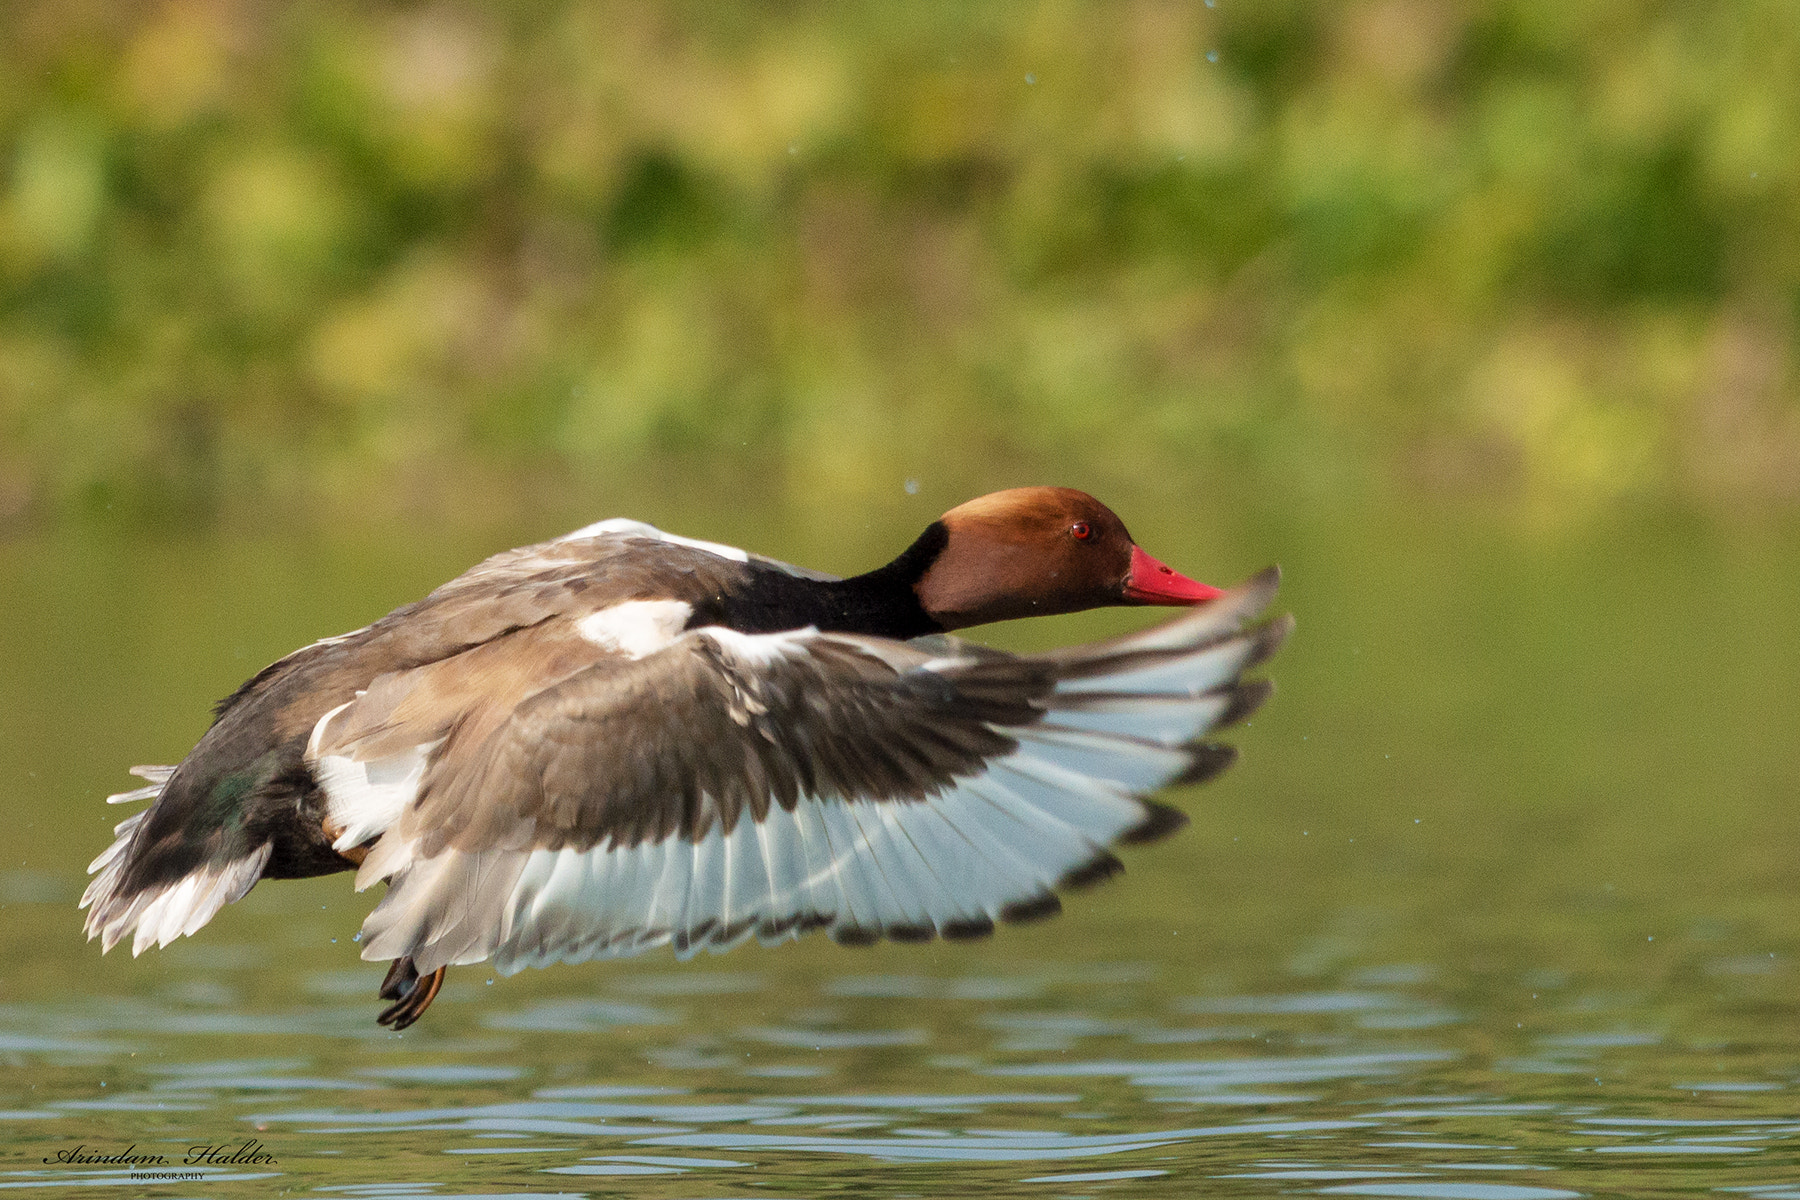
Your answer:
(1070, 521), (1092, 542)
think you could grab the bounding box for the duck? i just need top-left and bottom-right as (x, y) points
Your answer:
(84, 487), (1289, 1030)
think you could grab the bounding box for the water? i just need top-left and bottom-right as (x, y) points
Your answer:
(2, 495), (1798, 1197)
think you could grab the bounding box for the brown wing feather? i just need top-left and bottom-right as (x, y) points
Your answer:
(403, 633), (1054, 858)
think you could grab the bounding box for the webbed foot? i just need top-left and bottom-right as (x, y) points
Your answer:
(376, 956), (446, 1030)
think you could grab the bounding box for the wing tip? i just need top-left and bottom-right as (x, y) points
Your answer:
(1219, 678), (1275, 729)
(1249, 562), (1281, 589)
(999, 892), (1063, 924)
(817, 845), (1126, 950)
(1119, 799), (1190, 845)
(830, 926), (882, 947)
(830, 913), (1006, 946)
(1173, 742), (1238, 787)
(1214, 564), (1282, 628)
(1059, 851), (1124, 891)
(941, 916), (996, 941)
(1248, 612), (1295, 669)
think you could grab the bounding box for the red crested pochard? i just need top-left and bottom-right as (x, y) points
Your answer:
(85, 487), (1288, 1029)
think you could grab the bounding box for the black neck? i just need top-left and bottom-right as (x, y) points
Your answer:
(709, 523), (947, 639)
(822, 522), (948, 637)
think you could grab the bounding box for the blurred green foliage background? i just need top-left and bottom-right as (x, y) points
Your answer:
(1, 0), (1796, 533)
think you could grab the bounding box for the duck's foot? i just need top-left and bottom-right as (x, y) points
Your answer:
(376, 956), (446, 1030)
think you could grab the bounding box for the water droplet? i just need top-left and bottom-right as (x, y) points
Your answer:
(1206, 49), (1220, 63)
(352, 932), (362, 942)
(1025, 73), (1037, 85)
(904, 478), (920, 495)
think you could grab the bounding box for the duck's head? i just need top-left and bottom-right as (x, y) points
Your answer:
(915, 486), (1223, 631)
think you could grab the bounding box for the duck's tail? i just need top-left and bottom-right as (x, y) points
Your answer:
(81, 765), (272, 956)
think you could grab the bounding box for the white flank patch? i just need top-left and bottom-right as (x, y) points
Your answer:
(556, 517), (750, 563)
(306, 699), (354, 760)
(315, 740), (441, 853)
(576, 599), (695, 659)
(354, 829), (416, 893)
(701, 625), (816, 668)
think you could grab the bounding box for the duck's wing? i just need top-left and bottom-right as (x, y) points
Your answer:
(344, 570), (1287, 976)
(84, 527), (764, 960)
